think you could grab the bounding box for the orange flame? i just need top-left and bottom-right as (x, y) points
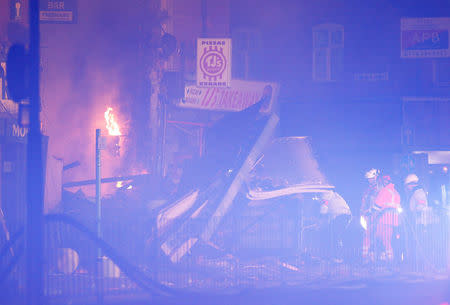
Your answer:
(104, 107), (121, 135)
(116, 181), (124, 188)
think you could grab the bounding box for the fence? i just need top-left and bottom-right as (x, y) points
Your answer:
(0, 205), (449, 303)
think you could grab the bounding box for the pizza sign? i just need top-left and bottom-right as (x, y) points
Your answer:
(197, 38), (231, 88)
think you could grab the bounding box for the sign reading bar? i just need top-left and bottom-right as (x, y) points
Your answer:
(39, 0), (77, 23)
(182, 79), (278, 113)
(401, 17), (450, 58)
(197, 38), (231, 88)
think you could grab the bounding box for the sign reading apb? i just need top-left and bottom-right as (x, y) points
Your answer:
(197, 38), (231, 88)
(39, 0), (77, 23)
(401, 18), (450, 58)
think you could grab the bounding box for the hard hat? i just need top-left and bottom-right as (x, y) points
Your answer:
(365, 168), (379, 179)
(404, 173), (419, 185)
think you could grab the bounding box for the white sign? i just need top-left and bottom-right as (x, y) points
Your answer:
(197, 38), (231, 87)
(353, 72), (389, 81)
(12, 123), (28, 138)
(0, 62), (18, 114)
(1, 62), (8, 100)
(401, 17), (450, 58)
(39, 0), (77, 23)
(182, 79), (278, 113)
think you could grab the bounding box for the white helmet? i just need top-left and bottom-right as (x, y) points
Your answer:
(404, 173), (419, 185)
(365, 168), (379, 179)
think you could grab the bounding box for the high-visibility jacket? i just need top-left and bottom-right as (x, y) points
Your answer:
(374, 183), (401, 226)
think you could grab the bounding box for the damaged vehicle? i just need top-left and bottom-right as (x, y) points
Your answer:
(154, 100), (338, 278)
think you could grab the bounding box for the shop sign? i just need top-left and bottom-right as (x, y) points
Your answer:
(0, 119), (27, 138)
(0, 62), (18, 114)
(353, 72), (389, 81)
(40, 0), (77, 23)
(182, 79), (278, 113)
(10, 0), (25, 22)
(197, 38), (231, 87)
(1, 62), (8, 100)
(401, 17), (450, 58)
(11, 123), (28, 138)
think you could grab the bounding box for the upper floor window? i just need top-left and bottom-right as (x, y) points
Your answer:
(232, 27), (261, 80)
(433, 59), (450, 87)
(312, 24), (344, 82)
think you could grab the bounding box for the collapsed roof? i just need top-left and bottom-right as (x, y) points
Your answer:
(157, 100), (333, 263)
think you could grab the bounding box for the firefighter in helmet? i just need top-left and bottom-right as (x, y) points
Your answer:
(361, 168), (381, 262)
(404, 174), (429, 217)
(361, 169), (401, 263)
(403, 173), (432, 267)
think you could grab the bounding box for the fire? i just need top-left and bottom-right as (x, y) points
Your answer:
(116, 180), (133, 190)
(116, 181), (124, 188)
(104, 107), (121, 135)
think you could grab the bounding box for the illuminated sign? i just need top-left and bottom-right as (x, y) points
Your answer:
(10, 0), (25, 22)
(401, 18), (450, 58)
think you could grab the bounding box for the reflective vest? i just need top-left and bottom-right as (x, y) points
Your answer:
(374, 183), (401, 210)
(374, 183), (401, 226)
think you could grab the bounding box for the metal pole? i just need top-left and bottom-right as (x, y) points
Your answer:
(161, 103), (167, 176)
(95, 129), (103, 304)
(95, 129), (102, 252)
(27, 0), (43, 304)
(244, 50), (249, 80)
(150, 70), (160, 176)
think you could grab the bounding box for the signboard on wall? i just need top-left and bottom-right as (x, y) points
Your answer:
(197, 38), (231, 87)
(1, 62), (8, 100)
(39, 0), (77, 23)
(401, 17), (450, 58)
(10, 0), (25, 22)
(0, 62), (19, 114)
(182, 79), (278, 113)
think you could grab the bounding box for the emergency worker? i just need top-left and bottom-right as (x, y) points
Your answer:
(372, 175), (401, 261)
(361, 168), (382, 262)
(361, 169), (401, 262)
(404, 174), (429, 220)
(319, 190), (352, 262)
(403, 173), (431, 267)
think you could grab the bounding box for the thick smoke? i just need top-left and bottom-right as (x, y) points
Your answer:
(41, 0), (159, 197)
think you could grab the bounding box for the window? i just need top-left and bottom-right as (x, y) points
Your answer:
(313, 24), (344, 81)
(433, 59), (450, 87)
(232, 28), (261, 79)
